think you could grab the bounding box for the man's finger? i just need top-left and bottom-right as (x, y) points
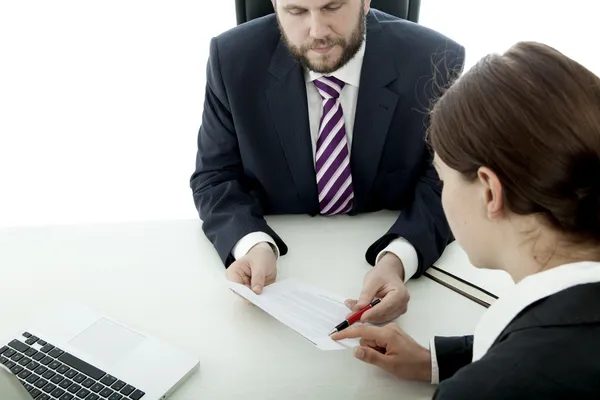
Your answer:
(344, 299), (358, 311)
(225, 266), (245, 285)
(354, 346), (390, 370)
(360, 291), (401, 323)
(360, 338), (384, 353)
(331, 325), (388, 344)
(250, 264), (266, 294)
(355, 281), (379, 310)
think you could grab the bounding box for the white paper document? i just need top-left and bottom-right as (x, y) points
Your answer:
(228, 278), (361, 350)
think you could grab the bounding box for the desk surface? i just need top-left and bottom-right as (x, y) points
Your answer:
(0, 212), (488, 399)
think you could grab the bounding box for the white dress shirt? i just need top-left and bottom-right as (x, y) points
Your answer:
(429, 261), (600, 383)
(232, 39), (418, 282)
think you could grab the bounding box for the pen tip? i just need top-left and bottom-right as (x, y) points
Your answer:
(328, 329), (337, 336)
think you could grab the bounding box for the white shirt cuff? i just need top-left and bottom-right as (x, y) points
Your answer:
(231, 232), (279, 260)
(429, 337), (440, 384)
(375, 237), (418, 282)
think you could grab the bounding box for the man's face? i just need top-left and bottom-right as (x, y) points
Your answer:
(274, 0), (369, 74)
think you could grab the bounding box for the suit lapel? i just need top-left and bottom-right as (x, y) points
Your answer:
(266, 41), (319, 214)
(351, 12), (399, 212)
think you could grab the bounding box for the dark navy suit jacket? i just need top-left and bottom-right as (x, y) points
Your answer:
(190, 9), (465, 273)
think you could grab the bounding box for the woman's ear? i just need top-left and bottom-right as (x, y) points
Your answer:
(477, 167), (504, 219)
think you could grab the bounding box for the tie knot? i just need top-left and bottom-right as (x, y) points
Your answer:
(314, 76), (345, 99)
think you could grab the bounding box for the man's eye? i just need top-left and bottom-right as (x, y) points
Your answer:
(325, 5), (343, 11)
(289, 9), (307, 15)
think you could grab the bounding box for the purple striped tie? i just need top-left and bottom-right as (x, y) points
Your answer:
(313, 76), (354, 215)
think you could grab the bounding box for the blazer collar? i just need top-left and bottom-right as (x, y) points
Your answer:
(472, 261), (600, 361)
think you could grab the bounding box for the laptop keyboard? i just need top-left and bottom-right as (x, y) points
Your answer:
(0, 332), (145, 400)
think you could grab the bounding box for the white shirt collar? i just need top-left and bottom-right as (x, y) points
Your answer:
(472, 261), (600, 361)
(305, 37), (366, 87)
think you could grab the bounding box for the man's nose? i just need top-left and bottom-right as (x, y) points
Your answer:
(308, 12), (332, 40)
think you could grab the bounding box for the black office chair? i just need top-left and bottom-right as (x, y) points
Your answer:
(235, 0), (421, 25)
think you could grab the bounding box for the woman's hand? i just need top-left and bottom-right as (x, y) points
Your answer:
(331, 323), (432, 382)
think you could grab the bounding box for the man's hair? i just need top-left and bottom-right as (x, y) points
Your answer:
(428, 41), (600, 245)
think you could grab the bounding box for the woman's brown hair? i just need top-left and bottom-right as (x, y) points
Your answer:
(428, 41), (600, 244)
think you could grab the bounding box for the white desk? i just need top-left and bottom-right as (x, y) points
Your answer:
(0, 212), (488, 399)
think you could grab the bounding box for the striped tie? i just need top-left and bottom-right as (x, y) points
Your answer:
(313, 76), (354, 215)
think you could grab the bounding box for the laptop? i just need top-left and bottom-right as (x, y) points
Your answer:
(0, 302), (200, 400)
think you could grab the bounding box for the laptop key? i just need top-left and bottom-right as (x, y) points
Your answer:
(100, 387), (115, 397)
(49, 360), (62, 370)
(60, 394), (75, 400)
(65, 369), (78, 379)
(49, 348), (65, 358)
(29, 388), (42, 397)
(52, 388), (66, 397)
(19, 357), (32, 366)
(76, 388), (91, 398)
(42, 382), (57, 393)
(38, 395), (51, 400)
(6, 361), (16, 368)
(111, 380), (126, 391)
(40, 344), (55, 353)
(4, 349), (16, 358)
(0, 356), (7, 364)
(91, 382), (105, 393)
(25, 336), (39, 345)
(37, 339), (47, 346)
(27, 361), (40, 370)
(25, 348), (38, 357)
(33, 352), (46, 361)
(59, 378), (73, 389)
(57, 364), (70, 374)
(130, 389), (145, 400)
(11, 353), (24, 362)
(11, 365), (24, 374)
(0, 345), (8, 355)
(23, 332), (32, 338)
(42, 370), (56, 379)
(34, 378), (48, 388)
(108, 393), (123, 400)
(100, 375), (117, 386)
(120, 384), (135, 396)
(82, 378), (95, 388)
(40, 356), (53, 365)
(88, 395), (100, 400)
(18, 369), (32, 379)
(26, 374), (40, 383)
(68, 383), (82, 393)
(58, 352), (106, 380)
(8, 339), (30, 352)
(73, 373), (87, 383)
(35, 366), (48, 375)
(51, 374), (65, 384)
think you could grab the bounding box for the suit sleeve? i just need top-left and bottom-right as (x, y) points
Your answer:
(190, 37), (288, 267)
(433, 335), (474, 382)
(365, 45), (466, 276)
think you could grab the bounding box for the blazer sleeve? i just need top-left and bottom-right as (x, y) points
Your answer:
(434, 335), (474, 382)
(365, 45), (466, 276)
(190, 37), (287, 267)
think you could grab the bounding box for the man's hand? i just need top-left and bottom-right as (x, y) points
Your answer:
(331, 323), (432, 382)
(226, 242), (277, 294)
(345, 252), (410, 323)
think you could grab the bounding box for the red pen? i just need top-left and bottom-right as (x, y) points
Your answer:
(328, 298), (381, 335)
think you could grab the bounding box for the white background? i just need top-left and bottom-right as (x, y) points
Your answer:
(1, 1), (598, 228)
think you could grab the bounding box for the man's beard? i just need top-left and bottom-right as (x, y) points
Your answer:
(277, 9), (366, 74)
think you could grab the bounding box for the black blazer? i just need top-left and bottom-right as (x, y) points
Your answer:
(190, 10), (465, 271)
(432, 282), (600, 398)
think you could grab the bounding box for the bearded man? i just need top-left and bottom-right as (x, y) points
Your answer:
(190, 0), (465, 323)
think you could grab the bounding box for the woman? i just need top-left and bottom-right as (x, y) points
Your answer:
(332, 41), (600, 398)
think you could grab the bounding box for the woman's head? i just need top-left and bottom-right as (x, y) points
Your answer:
(429, 41), (600, 277)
